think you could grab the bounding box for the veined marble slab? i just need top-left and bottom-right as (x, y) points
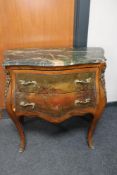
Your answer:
(3, 47), (106, 67)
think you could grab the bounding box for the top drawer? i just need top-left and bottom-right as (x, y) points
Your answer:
(15, 69), (96, 94)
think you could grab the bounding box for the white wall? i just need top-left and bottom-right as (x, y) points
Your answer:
(88, 0), (117, 102)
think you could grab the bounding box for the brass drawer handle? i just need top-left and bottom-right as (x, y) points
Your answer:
(74, 78), (91, 84)
(19, 80), (37, 86)
(74, 98), (91, 105)
(20, 101), (35, 109)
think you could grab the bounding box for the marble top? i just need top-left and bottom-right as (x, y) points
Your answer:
(3, 47), (106, 67)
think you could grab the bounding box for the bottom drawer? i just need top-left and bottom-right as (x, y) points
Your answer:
(14, 92), (96, 117)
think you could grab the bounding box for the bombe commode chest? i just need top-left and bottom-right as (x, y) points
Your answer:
(3, 47), (106, 152)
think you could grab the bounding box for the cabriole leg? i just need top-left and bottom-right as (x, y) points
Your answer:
(7, 111), (26, 152)
(6, 80), (26, 152)
(87, 116), (99, 149)
(12, 117), (25, 152)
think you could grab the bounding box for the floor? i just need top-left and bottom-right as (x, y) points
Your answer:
(0, 104), (117, 175)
